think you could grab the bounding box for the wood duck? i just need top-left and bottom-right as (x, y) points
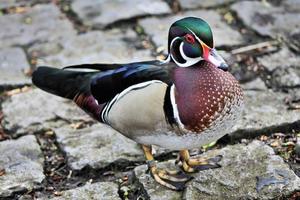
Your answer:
(32, 17), (244, 190)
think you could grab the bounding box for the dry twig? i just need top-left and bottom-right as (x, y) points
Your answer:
(231, 40), (279, 55)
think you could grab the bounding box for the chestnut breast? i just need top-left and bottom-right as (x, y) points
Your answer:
(173, 61), (243, 133)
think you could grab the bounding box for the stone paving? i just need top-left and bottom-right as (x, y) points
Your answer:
(0, 135), (44, 198)
(0, 48), (31, 87)
(71, 0), (171, 28)
(0, 4), (76, 48)
(231, 1), (300, 39)
(42, 182), (121, 200)
(28, 29), (154, 67)
(0, 0), (300, 199)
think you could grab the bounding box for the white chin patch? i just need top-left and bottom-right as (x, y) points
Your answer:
(170, 38), (202, 67)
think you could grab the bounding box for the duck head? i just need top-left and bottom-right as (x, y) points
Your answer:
(167, 17), (228, 71)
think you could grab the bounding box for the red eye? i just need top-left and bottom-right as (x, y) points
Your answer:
(184, 34), (195, 44)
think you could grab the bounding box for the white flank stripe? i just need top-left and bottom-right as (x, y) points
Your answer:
(170, 84), (185, 129)
(101, 80), (163, 124)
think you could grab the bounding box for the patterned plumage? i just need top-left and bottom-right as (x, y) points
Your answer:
(32, 17), (243, 190)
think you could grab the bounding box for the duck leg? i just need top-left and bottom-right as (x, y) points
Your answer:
(179, 150), (222, 173)
(142, 145), (191, 190)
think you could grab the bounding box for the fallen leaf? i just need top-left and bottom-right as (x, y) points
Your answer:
(224, 12), (234, 24)
(14, 6), (28, 14)
(45, 130), (55, 137)
(0, 169), (6, 176)
(53, 191), (63, 196)
(70, 122), (85, 129)
(202, 141), (217, 150)
(0, 130), (9, 141)
(141, 40), (150, 49)
(62, 5), (70, 12)
(270, 140), (280, 147)
(260, 135), (268, 141)
(156, 55), (166, 60)
(282, 141), (295, 147)
(24, 16), (32, 24)
(122, 175), (129, 181)
(135, 26), (143, 34)
(5, 86), (31, 96)
(273, 133), (285, 138)
(46, 186), (54, 191)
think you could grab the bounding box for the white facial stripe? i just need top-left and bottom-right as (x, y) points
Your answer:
(177, 42), (202, 67)
(169, 37), (181, 65)
(170, 36), (180, 49)
(187, 27), (212, 48)
(187, 28), (202, 44)
(179, 42), (189, 61)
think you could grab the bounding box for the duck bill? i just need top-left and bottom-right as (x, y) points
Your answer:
(204, 48), (228, 71)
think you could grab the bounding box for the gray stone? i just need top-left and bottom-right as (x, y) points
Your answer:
(184, 140), (300, 199)
(283, 0), (300, 12)
(241, 77), (267, 91)
(0, 47), (31, 86)
(288, 89), (300, 103)
(231, 1), (300, 38)
(71, 0), (171, 28)
(0, 135), (44, 198)
(0, 0), (28, 9)
(134, 160), (182, 200)
(271, 66), (300, 88)
(257, 47), (300, 72)
(179, 0), (236, 9)
(257, 47), (300, 88)
(0, 4), (76, 48)
(290, 30), (300, 52)
(0, 0), (49, 9)
(19, 194), (34, 200)
(54, 124), (144, 170)
(233, 90), (300, 132)
(2, 89), (90, 135)
(139, 10), (244, 53)
(28, 29), (154, 67)
(45, 182), (120, 200)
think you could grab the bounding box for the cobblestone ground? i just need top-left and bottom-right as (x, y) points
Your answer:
(0, 0), (300, 199)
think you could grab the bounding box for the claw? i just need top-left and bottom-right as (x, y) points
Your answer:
(162, 177), (188, 191)
(151, 168), (192, 191)
(192, 161), (221, 171)
(179, 149), (223, 173)
(190, 155), (222, 171)
(208, 155), (223, 163)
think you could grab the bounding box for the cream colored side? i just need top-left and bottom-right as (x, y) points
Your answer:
(106, 81), (170, 140)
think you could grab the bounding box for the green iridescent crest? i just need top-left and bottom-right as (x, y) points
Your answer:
(167, 17), (214, 67)
(168, 17), (214, 50)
